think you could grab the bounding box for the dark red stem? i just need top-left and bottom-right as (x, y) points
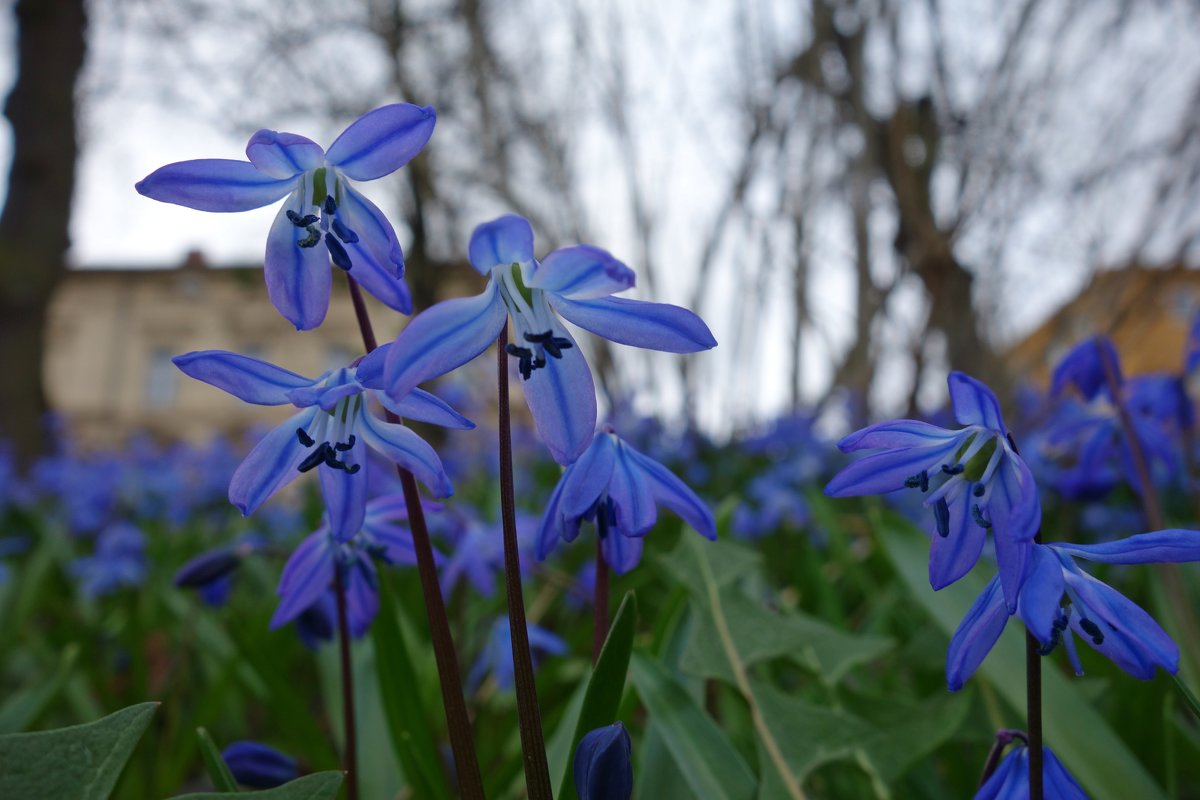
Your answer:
(593, 520), (610, 664)
(333, 565), (359, 800)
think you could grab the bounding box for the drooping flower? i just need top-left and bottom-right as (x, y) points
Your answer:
(975, 741), (1086, 800)
(946, 529), (1200, 690)
(136, 105), (435, 329)
(538, 427), (716, 574)
(174, 535), (265, 607)
(173, 349), (469, 541)
(221, 741), (298, 790)
(468, 617), (567, 691)
(826, 372), (1041, 610)
(573, 722), (634, 800)
(383, 214), (717, 463)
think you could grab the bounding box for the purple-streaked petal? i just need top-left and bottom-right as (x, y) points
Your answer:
(229, 408), (318, 515)
(946, 575), (1009, 691)
(265, 197), (332, 330)
(520, 331), (598, 465)
(548, 295), (717, 353)
(824, 441), (959, 497)
(560, 433), (617, 518)
(1054, 529), (1200, 564)
(358, 412), (453, 498)
(384, 283), (508, 400)
(928, 496), (986, 591)
(136, 159), (296, 212)
(379, 388), (475, 430)
(624, 445), (716, 540)
(607, 444), (658, 536)
(340, 185), (404, 273)
(529, 245), (635, 299)
(343, 240), (412, 314)
(1015, 545), (1064, 644)
(468, 215), (535, 275)
(602, 532), (644, 575)
(837, 419), (960, 453)
(324, 104), (436, 181)
(947, 371), (1006, 431)
(172, 350), (314, 405)
(320, 454), (368, 543)
(270, 532), (334, 629)
(245, 130), (324, 179)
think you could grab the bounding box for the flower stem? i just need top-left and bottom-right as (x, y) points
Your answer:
(593, 524), (610, 665)
(496, 323), (554, 800)
(1025, 630), (1043, 800)
(333, 564), (359, 800)
(977, 729), (1027, 789)
(344, 276), (486, 799)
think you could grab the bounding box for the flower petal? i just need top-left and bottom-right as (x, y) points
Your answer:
(338, 187), (411, 313)
(947, 371), (1006, 431)
(468, 215), (535, 275)
(993, 530), (1032, 615)
(837, 419), (960, 453)
(264, 196), (332, 330)
(624, 444), (716, 540)
(1054, 529), (1200, 564)
(358, 412), (453, 498)
(136, 159), (296, 212)
(560, 432), (617, 518)
(529, 245), (635, 299)
(270, 531), (334, 629)
(537, 476), (571, 560)
(548, 295), (717, 353)
(245, 130), (324, 179)
(384, 283), (508, 401)
(824, 441), (959, 497)
(172, 350), (314, 405)
(229, 408), (318, 515)
(1065, 567), (1178, 678)
(607, 443), (658, 536)
(320, 453), (368, 543)
(520, 329), (598, 464)
(1015, 544), (1064, 645)
(324, 104), (436, 181)
(945, 575), (1009, 691)
(380, 388), (475, 430)
(355, 343), (390, 388)
(928, 496), (986, 591)
(1051, 335), (1121, 399)
(602, 531), (644, 575)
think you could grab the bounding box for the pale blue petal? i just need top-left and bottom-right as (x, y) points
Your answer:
(468, 215), (535, 275)
(824, 441), (959, 497)
(837, 419), (960, 453)
(229, 408), (318, 515)
(344, 246), (412, 314)
(946, 576), (1009, 691)
(528, 245), (635, 299)
(355, 343), (390, 388)
(537, 476), (570, 560)
(340, 185), (405, 275)
(928, 496), (986, 590)
(384, 283), (508, 401)
(325, 104), (436, 181)
(358, 412), (453, 498)
(1054, 529), (1200, 564)
(560, 433), (617, 517)
(1015, 545), (1064, 645)
(245, 130), (324, 179)
(264, 196), (331, 330)
(320, 452), (368, 543)
(136, 159), (296, 212)
(172, 350), (314, 405)
(520, 329), (597, 465)
(624, 444), (716, 540)
(948, 371), (1006, 431)
(548, 295), (717, 353)
(270, 532), (334, 628)
(607, 444), (657, 536)
(380, 388), (475, 430)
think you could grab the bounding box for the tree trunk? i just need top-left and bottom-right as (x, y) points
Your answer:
(0, 0), (87, 464)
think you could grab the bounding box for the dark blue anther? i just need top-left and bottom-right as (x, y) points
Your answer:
(525, 330), (573, 359)
(904, 471), (929, 492)
(287, 210), (319, 227)
(941, 463), (965, 475)
(332, 218), (359, 244)
(1079, 617), (1104, 645)
(506, 343), (535, 380)
(324, 195), (337, 215)
(933, 497), (950, 537)
(298, 225), (321, 248)
(298, 442), (332, 473)
(296, 428), (315, 447)
(973, 484), (985, 497)
(972, 504), (992, 529)
(334, 435), (356, 452)
(325, 233), (353, 271)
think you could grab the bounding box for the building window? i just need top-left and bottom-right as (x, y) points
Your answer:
(146, 348), (178, 409)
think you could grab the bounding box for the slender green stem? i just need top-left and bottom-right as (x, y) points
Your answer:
(344, 276), (486, 798)
(496, 323), (554, 800)
(333, 565), (359, 800)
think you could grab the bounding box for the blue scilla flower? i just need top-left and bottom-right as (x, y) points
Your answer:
(382, 215), (717, 463)
(573, 722), (633, 800)
(975, 741), (1086, 800)
(221, 740), (298, 790)
(438, 508), (538, 598)
(538, 427), (717, 574)
(69, 522), (146, 598)
(826, 372), (1041, 611)
(173, 349), (470, 542)
(174, 535), (265, 607)
(946, 529), (1200, 690)
(137, 105), (435, 329)
(468, 617), (567, 691)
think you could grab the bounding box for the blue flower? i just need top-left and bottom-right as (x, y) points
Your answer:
(946, 530), (1200, 690)
(468, 617), (567, 691)
(69, 522), (146, 598)
(173, 349), (469, 541)
(975, 741), (1086, 799)
(573, 722), (633, 800)
(137, 105), (435, 329)
(221, 741), (298, 789)
(1051, 335), (1122, 401)
(174, 536), (264, 607)
(538, 427), (716, 574)
(383, 215), (717, 463)
(826, 372), (1041, 610)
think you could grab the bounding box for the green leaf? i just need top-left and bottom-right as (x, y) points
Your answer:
(0, 643), (79, 734)
(167, 771), (344, 799)
(558, 591), (638, 800)
(874, 509), (1167, 800)
(629, 652), (757, 800)
(371, 576), (451, 799)
(545, 678), (588, 795)
(0, 701), (157, 800)
(196, 727), (239, 792)
(658, 535), (762, 597)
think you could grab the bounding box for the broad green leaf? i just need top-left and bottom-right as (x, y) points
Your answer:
(558, 591), (638, 800)
(874, 509), (1167, 800)
(545, 678), (588, 795)
(852, 690), (972, 783)
(196, 727), (239, 792)
(629, 652), (757, 800)
(0, 701), (157, 800)
(0, 643), (79, 733)
(167, 771), (344, 799)
(658, 536), (762, 597)
(371, 576), (451, 799)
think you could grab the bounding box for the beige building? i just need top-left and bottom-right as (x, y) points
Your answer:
(46, 252), (418, 445)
